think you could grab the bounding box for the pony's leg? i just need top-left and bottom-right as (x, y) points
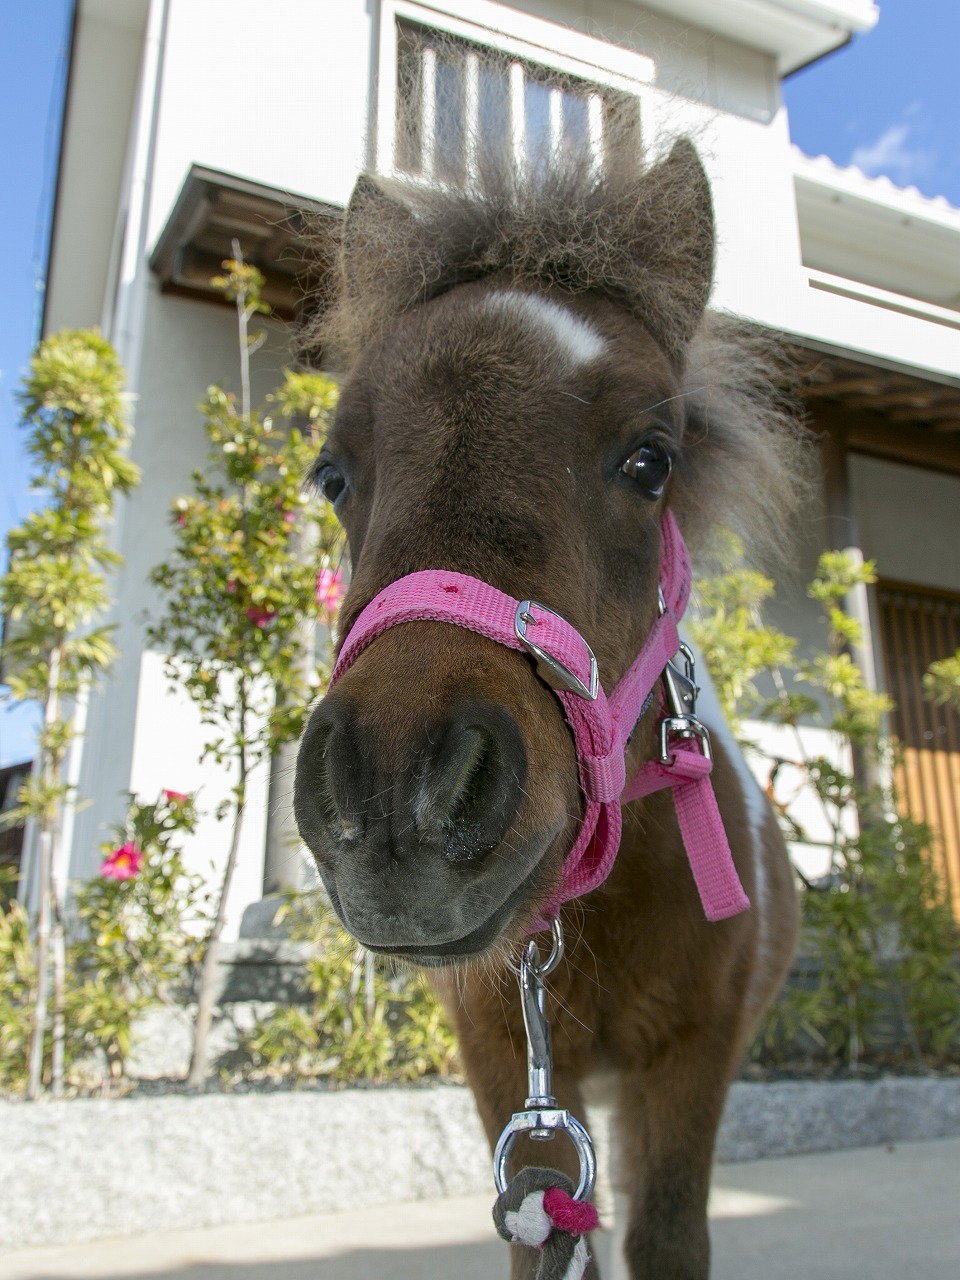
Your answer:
(614, 1030), (737, 1280)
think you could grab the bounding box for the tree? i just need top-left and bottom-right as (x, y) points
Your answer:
(147, 249), (341, 1087)
(924, 651), (960, 714)
(0, 329), (139, 1096)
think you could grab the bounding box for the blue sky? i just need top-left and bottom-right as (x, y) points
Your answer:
(783, 0), (960, 206)
(1, 0), (73, 767)
(1, 0), (959, 766)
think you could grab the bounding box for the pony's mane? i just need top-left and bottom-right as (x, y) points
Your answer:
(675, 314), (810, 571)
(310, 127), (809, 570)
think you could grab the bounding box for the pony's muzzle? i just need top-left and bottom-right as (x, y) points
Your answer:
(294, 691), (534, 951)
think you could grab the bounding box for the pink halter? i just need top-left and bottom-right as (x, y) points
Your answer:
(330, 509), (749, 931)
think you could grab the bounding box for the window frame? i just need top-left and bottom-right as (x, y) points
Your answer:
(375, 0), (655, 180)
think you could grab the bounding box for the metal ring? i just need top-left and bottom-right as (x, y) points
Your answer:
(493, 1107), (597, 1201)
(508, 916), (564, 977)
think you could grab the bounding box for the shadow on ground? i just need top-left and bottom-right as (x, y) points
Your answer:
(2, 1242), (502, 1280)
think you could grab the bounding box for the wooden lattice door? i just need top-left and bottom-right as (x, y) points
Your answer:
(877, 581), (960, 919)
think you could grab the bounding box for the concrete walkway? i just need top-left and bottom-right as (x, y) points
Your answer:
(1, 1137), (957, 1279)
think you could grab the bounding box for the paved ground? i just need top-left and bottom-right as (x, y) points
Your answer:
(2, 1137), (957, 1279)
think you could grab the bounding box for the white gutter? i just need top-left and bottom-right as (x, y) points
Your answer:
(794, 148), (960, 229)
(771, 0), (878, 29)
(632, 0), (878, 73)
(793, 148), (960, 313)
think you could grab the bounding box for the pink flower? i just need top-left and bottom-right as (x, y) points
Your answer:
(316, 567), (344, 615)
(226, 580), (237, 594)
(246, 605), (277, 628)
(100, 843), (143, 881)
(282, 511), (296, 527)
(163, 789), (188, 805)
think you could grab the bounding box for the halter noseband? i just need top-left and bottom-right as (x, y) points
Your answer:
(330, 509), (749, 930)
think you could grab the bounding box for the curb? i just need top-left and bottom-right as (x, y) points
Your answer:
(3, 1078), (960, 1250)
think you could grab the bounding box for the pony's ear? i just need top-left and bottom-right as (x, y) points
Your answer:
(325, 173), (435, 360)
(340, 175), (419, 289)
(620, 139), (715, 365)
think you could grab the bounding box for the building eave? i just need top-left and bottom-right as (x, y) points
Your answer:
(794, 149), (960, 313)
(631, 0), (878, 74)
(149, 166), (342, 321)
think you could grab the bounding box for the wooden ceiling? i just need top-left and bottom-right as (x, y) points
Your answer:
(797, 350), (960, 476)
(150, 166), (341, 320)
(801, 353), (960, 435)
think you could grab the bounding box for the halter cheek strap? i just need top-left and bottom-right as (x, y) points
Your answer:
(330, 509), (749, 929)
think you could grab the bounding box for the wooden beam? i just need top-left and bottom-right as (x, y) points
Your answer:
(890, 402), (960, 422)
(806, 377), (886, 398)
(845, 390), (940, 411)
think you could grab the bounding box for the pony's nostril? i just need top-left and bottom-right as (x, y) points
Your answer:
(434, 727), (490, 818)
(295, 700), (365, 842)
(419, 705), (527, 862)
(437, 728), (497, 860)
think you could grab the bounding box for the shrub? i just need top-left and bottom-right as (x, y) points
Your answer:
(239, 893), (459, 1085)
(693, 547), (960, 1070)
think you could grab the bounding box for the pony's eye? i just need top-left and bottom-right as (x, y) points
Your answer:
(621, 443), (673, 498)
(312, 460), (346, 507)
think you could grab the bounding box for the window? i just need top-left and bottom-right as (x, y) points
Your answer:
(377, 2), (652, 185)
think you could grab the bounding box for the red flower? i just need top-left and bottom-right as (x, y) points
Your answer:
(100, 843), (143, 881)
(316, 567), (344, 616)
(246, 605), (277, 628)
(163, 789), (188, 804)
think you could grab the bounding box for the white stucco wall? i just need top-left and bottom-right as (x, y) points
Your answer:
(849, 455), (960, 597)
(145, 0), (374, 249)
(128, 653), (271, 937)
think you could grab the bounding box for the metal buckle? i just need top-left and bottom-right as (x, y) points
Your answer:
(662, 656), (698, 721)
(659, 714), (713, 765)
(515, 601), (599, 701)
(657, 603), (708, 763)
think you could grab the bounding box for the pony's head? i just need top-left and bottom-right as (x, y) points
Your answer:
(294, 139), (804, 965)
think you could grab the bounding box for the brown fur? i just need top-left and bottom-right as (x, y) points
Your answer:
(295, 135), (803, 1279)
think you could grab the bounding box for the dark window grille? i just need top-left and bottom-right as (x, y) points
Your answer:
(394, 19), (641, 186)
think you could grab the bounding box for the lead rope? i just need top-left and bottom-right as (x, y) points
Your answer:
(492, 919), (599, 1280)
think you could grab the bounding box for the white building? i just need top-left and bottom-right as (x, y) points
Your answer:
(38, 0), (960, 933)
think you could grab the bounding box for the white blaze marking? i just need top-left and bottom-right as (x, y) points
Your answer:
(481, 291), (607, 369)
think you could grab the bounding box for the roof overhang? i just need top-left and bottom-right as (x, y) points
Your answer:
(149, 166), (342, 320)
(794, 151), (960, 311)
(797, 346), (960, 477)
(82, 0), (148, 31)
(631, 0), (878, 74)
